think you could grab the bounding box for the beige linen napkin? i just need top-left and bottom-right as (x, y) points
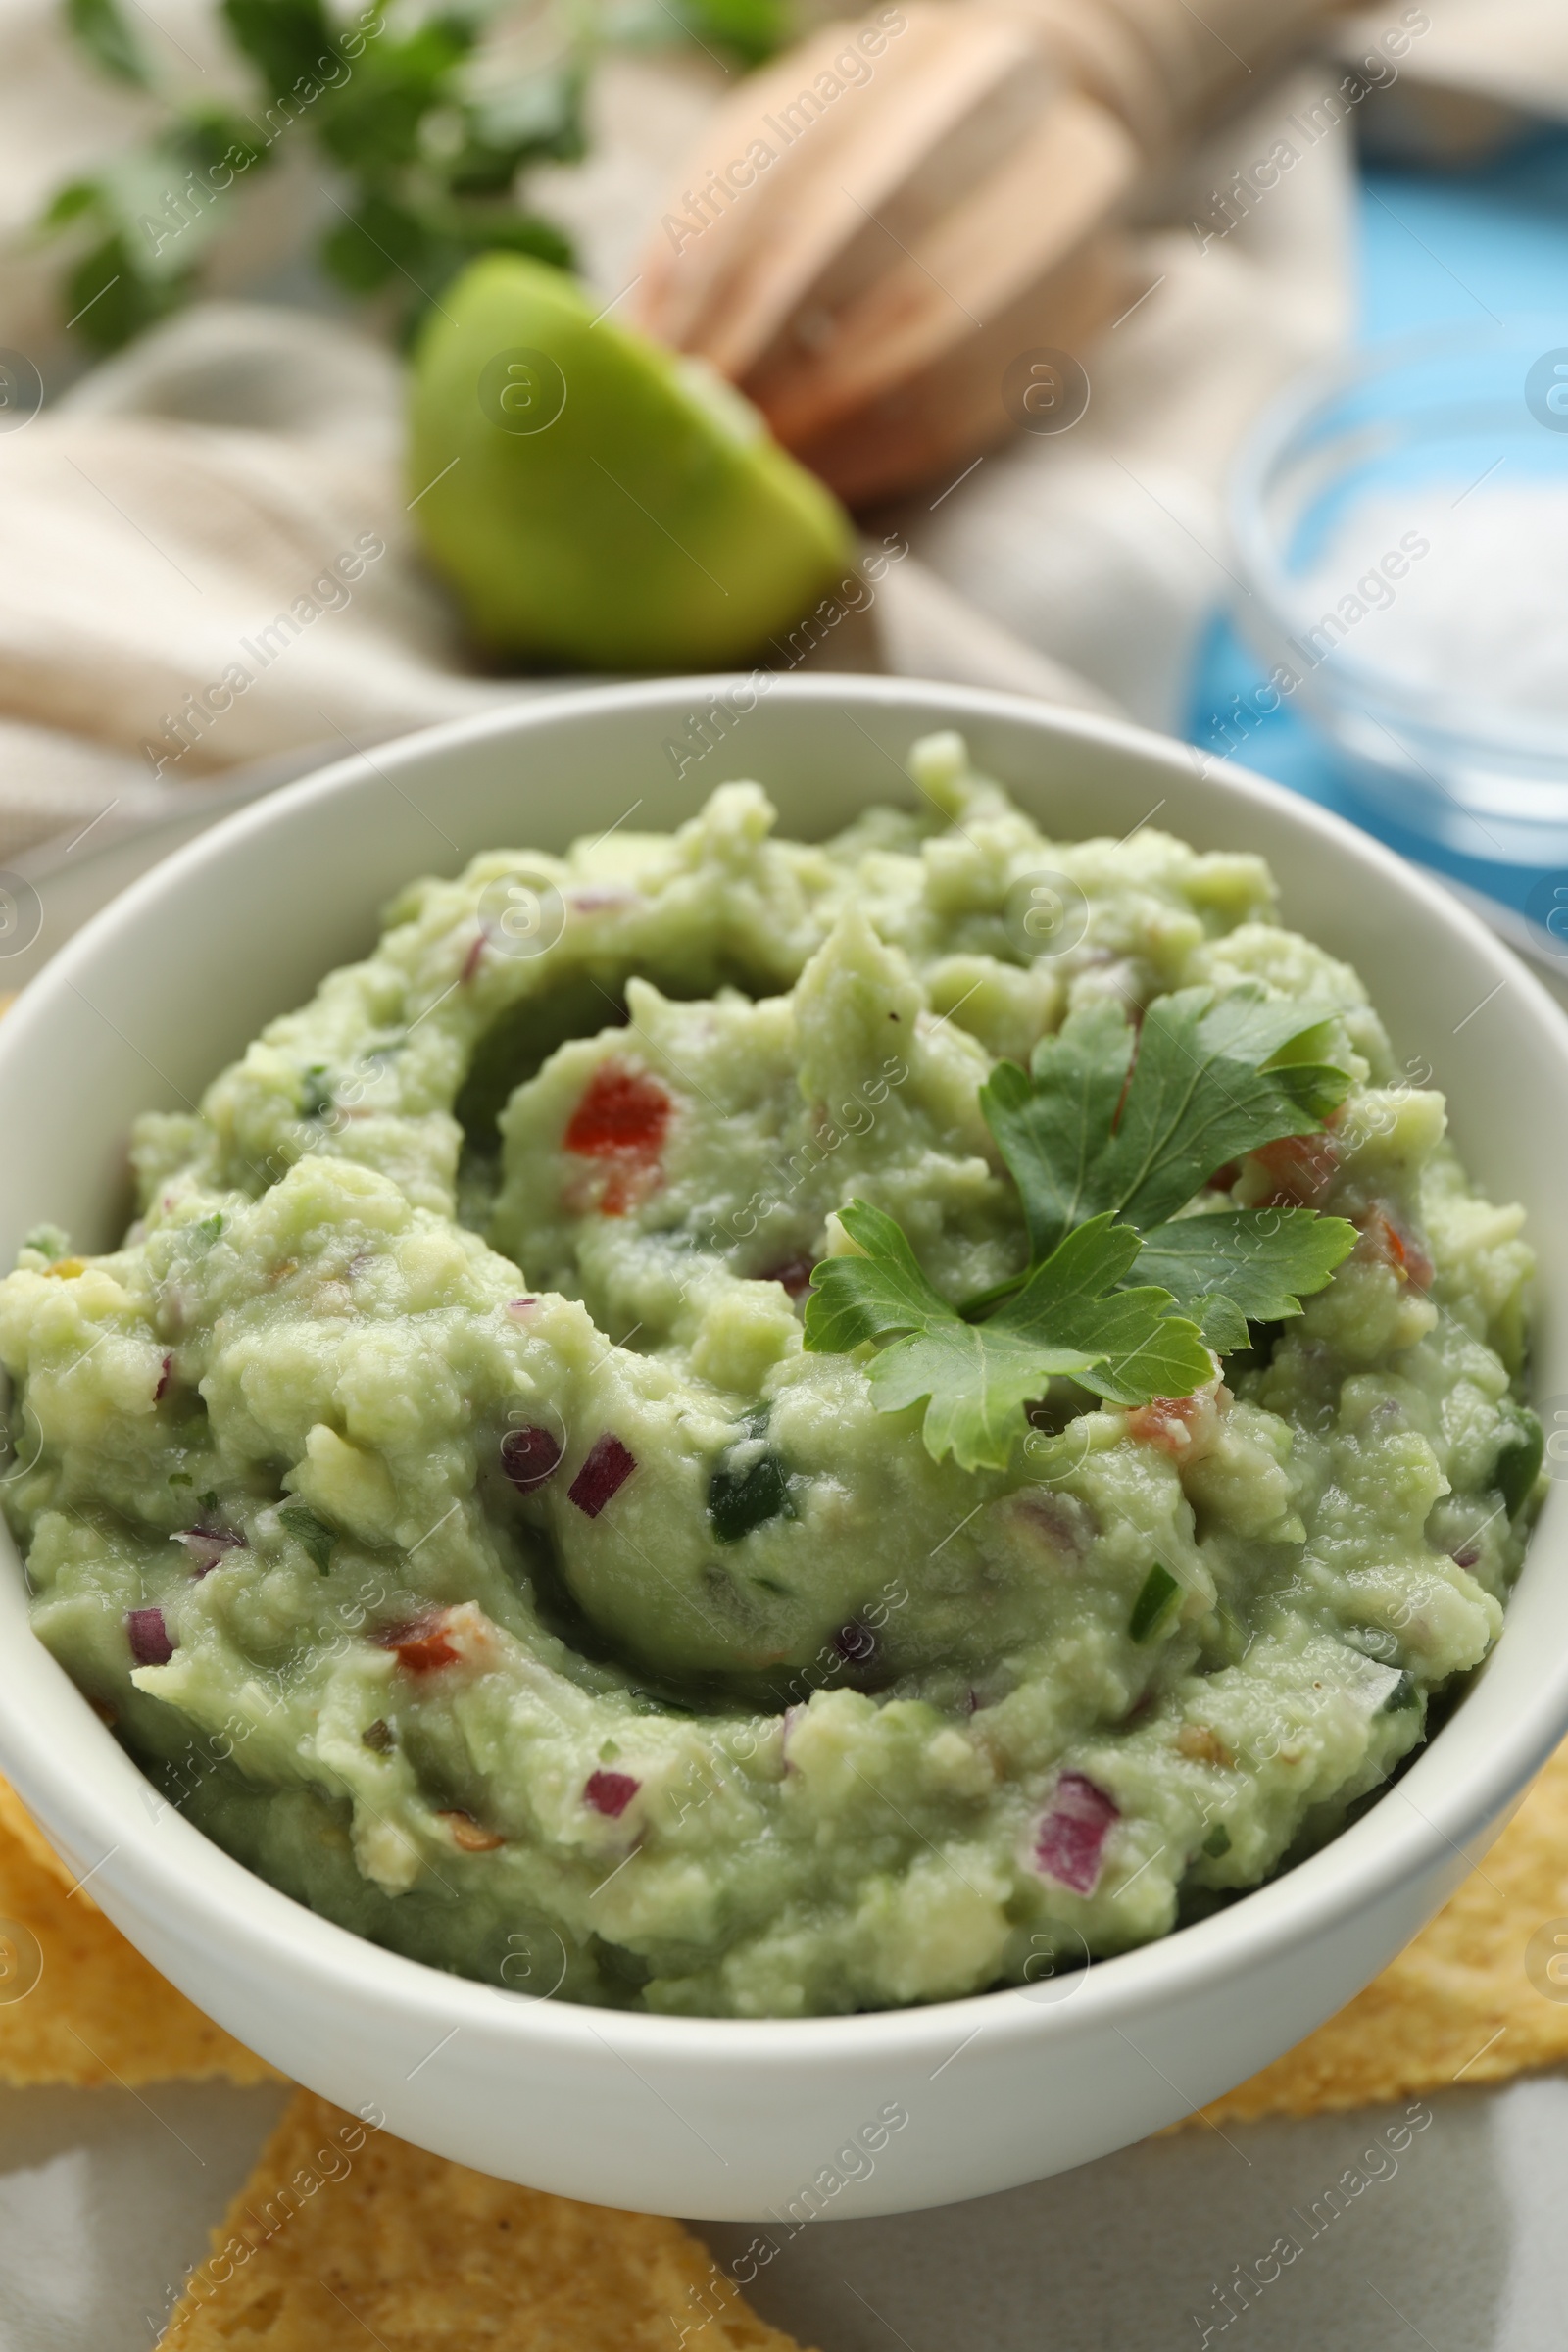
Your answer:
(1, 0), (1565, 855)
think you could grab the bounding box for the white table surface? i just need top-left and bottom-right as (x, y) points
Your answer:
(3, 2068), (1567, 2348)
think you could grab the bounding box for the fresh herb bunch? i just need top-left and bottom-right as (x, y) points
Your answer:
(46, 0), (786, 353)
(805, 986), (1360, 1472)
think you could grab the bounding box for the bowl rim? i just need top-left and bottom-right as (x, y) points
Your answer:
(1227, 316), (1568, 759)
(4, 669), (1568, 2071)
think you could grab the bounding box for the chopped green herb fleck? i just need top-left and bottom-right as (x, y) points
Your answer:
(22, 1223), (72, 1261)
(279, 1504), (337, 1574)
(1201, 1823), (1231, 1858)
(1494, 1410), (1544, 1517)
(1129, 1563), (1181, 1644)
(708, 1450), (791, 1544)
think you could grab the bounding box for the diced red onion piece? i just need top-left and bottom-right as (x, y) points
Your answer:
(172, 1526), (245, 1578)
(500, 1426), (563, 1492)
(154, 1353), (172, 1402)
(1034, 1770), (1119, 1895)
(568, 1435), (636, 1519)
(126, 1606), (174, 1667)
(759, 1255), (815, 1298)
(584, 1768), (639, 1817)
(571, 888), (639, 913)
(1015, 1491), (1095, 1563)
(505, 1297), (538, 1319)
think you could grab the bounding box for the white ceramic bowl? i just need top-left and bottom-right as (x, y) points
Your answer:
(3, 677), (1567, 2223)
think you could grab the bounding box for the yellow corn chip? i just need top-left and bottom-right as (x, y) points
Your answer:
(1196, 1737), (1568, 2124)
(0, 1773), (93, 1902)
(162, 2087), (816, 2350)
(0, 1775), (280, 2086)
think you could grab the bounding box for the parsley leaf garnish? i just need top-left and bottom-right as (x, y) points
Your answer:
(978, 1000), (1135, 1261)
(805, 1203), (1212, 1472)
(804, 982), (1360, 1468)
(981, 986), (1350, 1253)
(1134, 1206), (1356, 1354)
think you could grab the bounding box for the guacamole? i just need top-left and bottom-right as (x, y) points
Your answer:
(0, 736), (1540, 2017)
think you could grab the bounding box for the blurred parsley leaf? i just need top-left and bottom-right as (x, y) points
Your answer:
(45, 0), (775, 351)
(220, 0), (347, 103)
(66, 0), (150, 86)
(604, 0), (786, 66)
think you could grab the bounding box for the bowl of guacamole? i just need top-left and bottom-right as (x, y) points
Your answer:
(1, 678), (1565, 2218)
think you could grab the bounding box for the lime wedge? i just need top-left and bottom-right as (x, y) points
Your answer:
(408, 255), (854, 669)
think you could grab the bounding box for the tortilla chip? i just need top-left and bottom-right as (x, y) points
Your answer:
(0, 1774), (280, 2086)
(0, 1773), (94, 1901)
(162, 2087), (815, 2350)
(1195, 1737), (1568, 2125)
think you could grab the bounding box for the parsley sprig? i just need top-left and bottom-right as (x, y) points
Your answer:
(804, 985), (1358, 1471)
(46, 0), (787, 353)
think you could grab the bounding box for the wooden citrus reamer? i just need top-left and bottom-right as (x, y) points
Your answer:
(634, 0), (1341, 504)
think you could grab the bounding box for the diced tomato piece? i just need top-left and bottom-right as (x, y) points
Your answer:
(1356, 1203), (1434, 1291)
(563, 1063), (671, 1216)
(374, 1610), (460, 1673)
(564, 1063), (670, 1160)
(1127, 1386), (1229, 1459)
(597, 1170), (636, 1217)
(1251, 1131), (1339, 1207)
